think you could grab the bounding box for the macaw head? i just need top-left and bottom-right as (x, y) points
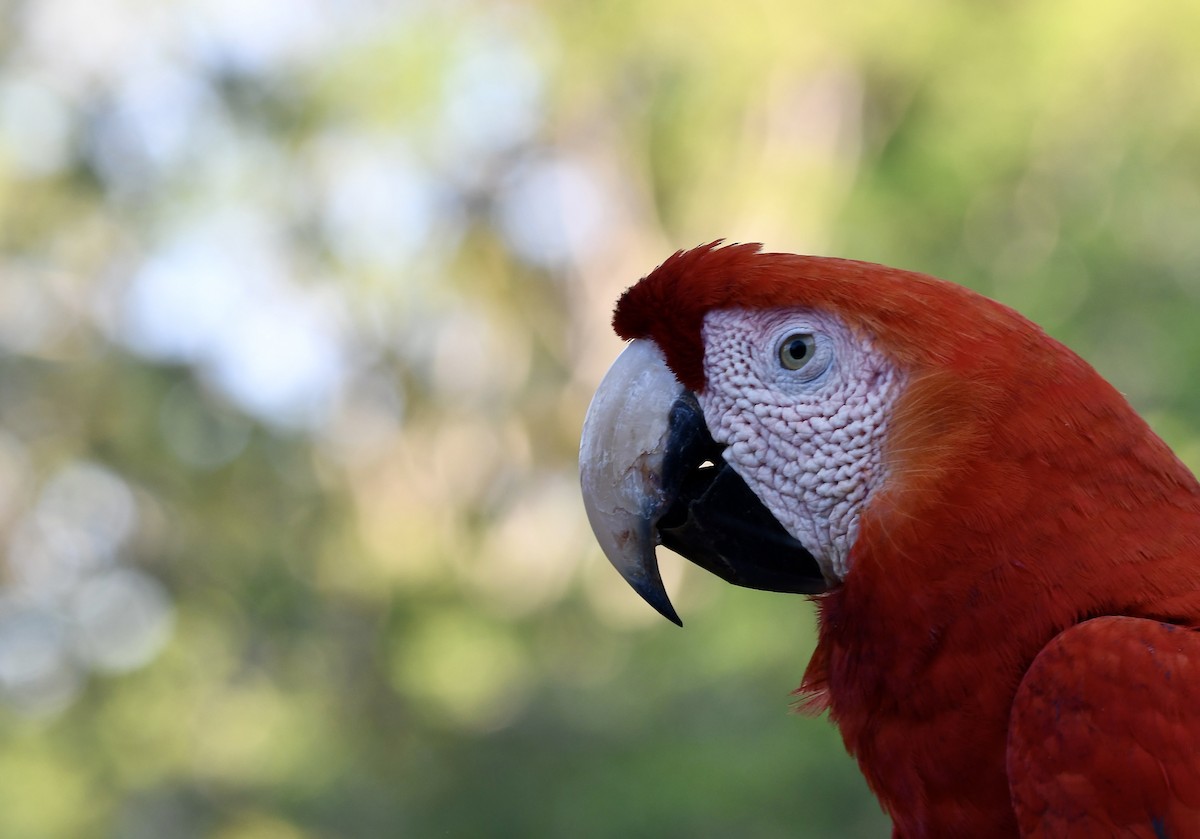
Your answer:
(579, 241), (1164, 624)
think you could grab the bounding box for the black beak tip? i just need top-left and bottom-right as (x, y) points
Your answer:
(630, 578), (683, 627)
(655, 600), (684, 628)
(650, 598), (684, 628)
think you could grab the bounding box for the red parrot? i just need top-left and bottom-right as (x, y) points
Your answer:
(579, 242), (1200, 837)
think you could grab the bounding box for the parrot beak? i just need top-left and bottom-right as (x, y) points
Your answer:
(580, 340), (826, 626)
(579, 340), (688, 625)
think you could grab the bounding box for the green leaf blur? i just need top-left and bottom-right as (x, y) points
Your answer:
(1, 1), (1198, 837)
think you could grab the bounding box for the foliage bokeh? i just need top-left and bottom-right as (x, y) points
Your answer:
(2, 1), (1200, 837)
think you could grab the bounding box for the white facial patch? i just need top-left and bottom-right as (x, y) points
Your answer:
(698, 308), (904, 582)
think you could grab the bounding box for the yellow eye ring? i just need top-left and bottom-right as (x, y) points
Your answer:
(779, 333), (816, 370)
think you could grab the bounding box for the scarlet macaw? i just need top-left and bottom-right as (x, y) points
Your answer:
(579, 242), (1200, 837)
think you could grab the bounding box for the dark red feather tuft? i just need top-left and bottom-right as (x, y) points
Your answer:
(612, 241), (763, 391)
(612, 241), (1032, 392)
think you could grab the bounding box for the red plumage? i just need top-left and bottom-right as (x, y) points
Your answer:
(1009, 617), (1200, 836)
(615, 243), (1200, 836)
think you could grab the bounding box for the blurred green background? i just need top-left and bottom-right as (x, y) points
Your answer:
(2, 1), (1200, 837)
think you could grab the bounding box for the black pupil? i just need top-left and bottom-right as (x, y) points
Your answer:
(787, 338), (810, 362)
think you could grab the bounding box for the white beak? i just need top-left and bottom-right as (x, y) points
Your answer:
(579, 339), (686, 624)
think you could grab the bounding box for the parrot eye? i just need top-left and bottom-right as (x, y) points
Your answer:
(779, 333), (817, 370)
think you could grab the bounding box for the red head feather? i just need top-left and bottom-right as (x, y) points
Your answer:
(613, 241), (1036, 393)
